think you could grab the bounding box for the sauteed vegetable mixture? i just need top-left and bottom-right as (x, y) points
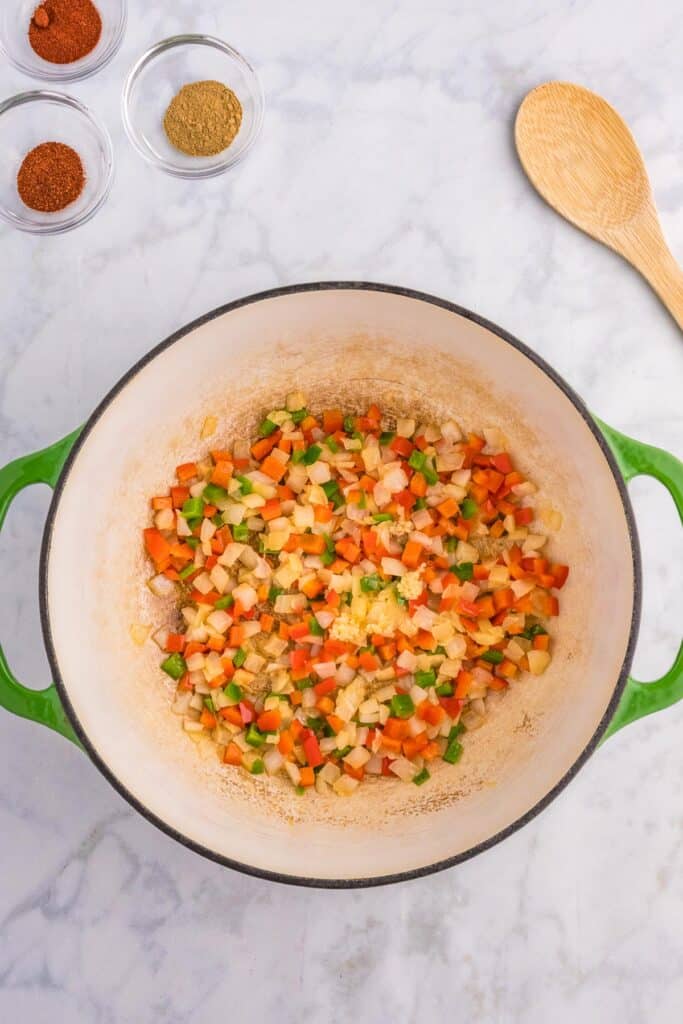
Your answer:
(142, 395), (569, 796)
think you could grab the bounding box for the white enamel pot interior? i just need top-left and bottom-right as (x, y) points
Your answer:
(42, 284), (637, 886)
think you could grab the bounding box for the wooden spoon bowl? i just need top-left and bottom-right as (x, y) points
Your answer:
(515, 81), (683, 330)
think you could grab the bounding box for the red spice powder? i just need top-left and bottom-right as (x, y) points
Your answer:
(17, 142), (85, 213)
(29, 0), (102, 65)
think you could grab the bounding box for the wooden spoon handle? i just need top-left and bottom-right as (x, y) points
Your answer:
(612, 204), (683, 330)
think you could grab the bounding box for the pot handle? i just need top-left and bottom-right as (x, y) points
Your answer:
(594, 419), (683, 740)
(0, 429), (83, 746)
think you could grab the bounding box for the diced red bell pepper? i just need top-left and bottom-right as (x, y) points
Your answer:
(439, 695), (464, 718)
(303, 733), (324, 768)
(290, 648), (310, 671)
(313, 677), (337, 698)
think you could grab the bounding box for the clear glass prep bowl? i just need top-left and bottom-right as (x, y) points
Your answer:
(0, 0), (127, 83)
(122, 34), (264, 179)
(0, 91), (114, 234)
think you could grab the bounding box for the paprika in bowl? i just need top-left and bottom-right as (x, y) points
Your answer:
(0, 0), (126, 83)
(0, 90), (114, 234)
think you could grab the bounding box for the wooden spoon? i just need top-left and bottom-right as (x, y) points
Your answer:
(515, 81), (683, 330)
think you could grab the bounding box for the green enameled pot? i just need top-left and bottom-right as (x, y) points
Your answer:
(0, 284), (681, 887)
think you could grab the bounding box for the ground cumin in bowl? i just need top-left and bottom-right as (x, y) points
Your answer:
(122, 34), (264, 178)
(163, 80), (243, 158)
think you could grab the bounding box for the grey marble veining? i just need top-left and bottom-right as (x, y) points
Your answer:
(1, 2), (682, 1021)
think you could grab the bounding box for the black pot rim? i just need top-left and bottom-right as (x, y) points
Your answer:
(39, 280), (641, 889)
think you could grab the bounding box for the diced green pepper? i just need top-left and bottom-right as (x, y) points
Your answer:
(258, 418), (278, 438)
(481, 649), (504, 664)
(233, 523), (249, 542)
(390, 693), (415, 719)
(302, 444), (322, 465)
(413, 767), (431, 786)
(336, 744), (353, 758)
(422, 460), (438, 486)
(461, 497), (478, 519)
(203, 483), (229, 504)
(322, 479), (343, 507)
(372, 513), (393, 523)
(294, 784), (306, 794)
(214, 594), (234, 610)
(435, 682), (454, 696)
(203, 696), (215, 712)
(448, 722), (465, 741)
(325, 436), (340, 453)
(520, 623), (548, 640)
(250, 759), (265, 774)
(379, 431), (395, 446)
(223, 682), (242, 704)
(320, 533), (336, 565)
(290, 408), (308, 424)
(181, 496), (204, 520)
(343, 415), (355, 433)
(245, 724), (265, 747)
(443, 738), (463, 764)
(268, 585), (284, 603)
(444, 537), (459, 552)
(415, 669), (436, 688)
(160, 653), (186, 680)
(308, 617), (325, 637)
(291, 448), (306, 464)
(408, 449), (438, 484)
(235, 474), (253, 495)
(233, 648), (247, 668)
(454, 562), (474, 581)
(296, 677), (314, 690)
(178, 563), (197, 580)
(360, 573), (384, 593)
(185, 537), (199, 550)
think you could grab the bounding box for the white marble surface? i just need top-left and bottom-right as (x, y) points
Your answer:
(1, 1), (682, 1020)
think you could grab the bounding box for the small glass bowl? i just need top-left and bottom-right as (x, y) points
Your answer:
(122, 34), (264, 179)
(0, 91), (114, 234)
(0, 0), (127, 83)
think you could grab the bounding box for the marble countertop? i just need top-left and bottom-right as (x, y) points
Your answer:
(1, 1), (682, 1021)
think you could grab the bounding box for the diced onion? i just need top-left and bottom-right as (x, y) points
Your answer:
(313, 661), (337, 679)
(389, 757), (417, 782)
(343, 746), (371, 770)
(148, 573), (175, 598)
(264, 749), (284, 775)
(333, 775), (360, 796)
(528, 650), (551, 675)
(381, 557), (406, 577)
(206, 609), (232, 634)
(232, 583), (258, 610)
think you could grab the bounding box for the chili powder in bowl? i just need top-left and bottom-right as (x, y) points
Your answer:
(0, 90), (114, 234)
(0, 0), (126, 82)
(122, 35), (264, 179)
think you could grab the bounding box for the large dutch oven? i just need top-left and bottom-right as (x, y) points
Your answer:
(1, 283), (681, 888)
